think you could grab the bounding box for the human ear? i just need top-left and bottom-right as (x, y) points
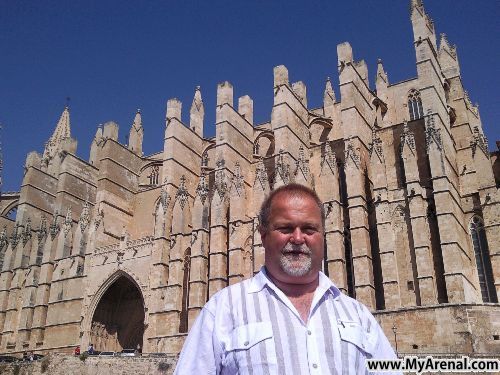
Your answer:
(258, 226), (267, 242)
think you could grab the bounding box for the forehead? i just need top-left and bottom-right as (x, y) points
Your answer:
(269, 192), (321, 220)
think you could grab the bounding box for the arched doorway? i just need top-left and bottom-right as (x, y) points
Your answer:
(90, 275), (145, 352)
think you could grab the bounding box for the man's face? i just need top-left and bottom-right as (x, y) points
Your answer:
(260, 193), (324, 285)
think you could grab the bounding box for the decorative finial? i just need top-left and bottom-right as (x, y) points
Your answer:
(65, 96), (71, 108)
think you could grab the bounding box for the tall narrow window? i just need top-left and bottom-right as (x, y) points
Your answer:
(179, 248), (191, 333)
(149, 165), (159, 186)
(344, 228), (356, 298)
(408, 89), (424, 121)
(470, 216), (498, 303)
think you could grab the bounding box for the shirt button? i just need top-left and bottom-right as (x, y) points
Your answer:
(307, 330), (312, 335)
(244, 341), (249, 346)
(312, 363), (318, 369)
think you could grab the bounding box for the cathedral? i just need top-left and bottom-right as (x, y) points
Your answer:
(0, 0), (498, 357)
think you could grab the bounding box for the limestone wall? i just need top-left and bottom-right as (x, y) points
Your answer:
(0, 354), (177, 375)
(376, 304), (500, 355)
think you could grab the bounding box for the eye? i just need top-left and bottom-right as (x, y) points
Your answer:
(302, 226), (319, 235)
(275, 226), (293, 234)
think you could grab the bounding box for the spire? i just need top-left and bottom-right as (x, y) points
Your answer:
(376, 59), (388, 84)
(410, 0), (423, 14)
(375, 59), (389, 99)
(410, 0), (436, 49)
(128, 109), (144, 155)
(439, 33), (457, 61)
(323, 77), (336, 106)
(132, 109), (142, 131)
(190, 86), (204, 137)
(52, 106), (71, 142)
(89, 126), (103, 165)
(42, 106), (71, 162)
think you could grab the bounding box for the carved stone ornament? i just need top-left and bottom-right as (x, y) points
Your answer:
(79, 201), (91, 233)
(22, 218), (32, 247)
(294, 146), (310, 180)
(170, 234), (177, 249)
(190, 231), (198, 246)
(470, 126), (489, 158)
(50, 210), (60, 240)
(392, 205), (407, 223)
(215, 158), (227, 199)
(160, 184), (171, 214)
(231, 162), (245, 197)
(321, 142), (337, 174)
(10, 223), (20, 248)
(175, 175), (189, 210)
(38, 215), (47, 241)
(253, 158), (269, 191)
(344, 139), (361, 170)
(0, 226), (8, 251)
(63, 207), (72, 237)
(94, 209), (104, 231)
(424, 110), (442, 152)
(369, 129), (384, 162)
(400, 120), (416, 154)
(195, 172), (210, 205)
(275, 149), (290, 184)
(324, 202), (334, 218)
(201, 152), (209, 168)
(464, 90), (473, 110)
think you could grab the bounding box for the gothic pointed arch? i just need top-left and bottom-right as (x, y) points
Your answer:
(309, 116), (333, 144)
(253, 130), (275, 157)
(201, 143), (216, 170)
(408, 89), (424, 121)
(140, 162), (162, 188)
(88, 270), (146, 352)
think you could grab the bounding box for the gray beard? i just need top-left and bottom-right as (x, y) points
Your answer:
(279, 243), (312, 277)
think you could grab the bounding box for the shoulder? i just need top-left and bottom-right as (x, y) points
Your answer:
(204, 277), (255, 315)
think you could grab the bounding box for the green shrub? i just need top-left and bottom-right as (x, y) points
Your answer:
(41, 357), (50, 373)
(158, 361), (170, 372)
(79, 352), (89, 362)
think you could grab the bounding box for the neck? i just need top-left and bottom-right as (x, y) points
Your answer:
(265, 268), (319, 298)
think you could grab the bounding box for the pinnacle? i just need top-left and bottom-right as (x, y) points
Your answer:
(324, 77), (336, 104)
(439, 33), (450, 49)
(132, 109), (143, 130)
(47, 106), (71, 147)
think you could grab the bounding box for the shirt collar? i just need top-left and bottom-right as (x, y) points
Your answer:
(248, 266), (341, 299)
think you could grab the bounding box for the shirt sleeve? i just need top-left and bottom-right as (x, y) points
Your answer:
(173, 306), (222, 375)
(360, 303), (403, 375)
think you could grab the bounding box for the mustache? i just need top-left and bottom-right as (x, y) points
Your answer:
(282, 243), (311, 255)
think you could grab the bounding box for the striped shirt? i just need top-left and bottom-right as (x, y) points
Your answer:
(174, 268), (400, 374)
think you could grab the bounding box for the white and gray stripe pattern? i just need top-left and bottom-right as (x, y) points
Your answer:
(174, 268), (400, 375)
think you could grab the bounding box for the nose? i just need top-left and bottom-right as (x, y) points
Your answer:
(290, 227), (305, 244)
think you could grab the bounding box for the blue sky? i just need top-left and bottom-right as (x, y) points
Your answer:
(1, 0), (498, 192)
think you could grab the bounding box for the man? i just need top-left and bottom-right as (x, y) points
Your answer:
(175, 183), (399, 374)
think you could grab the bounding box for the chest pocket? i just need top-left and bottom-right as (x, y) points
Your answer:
(226, 321), (273, 351)
(337, 320), (377, 356)
(224, 321), (277, 374)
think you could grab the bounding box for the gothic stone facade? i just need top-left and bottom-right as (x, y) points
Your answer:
(0, 1), (498, 356)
